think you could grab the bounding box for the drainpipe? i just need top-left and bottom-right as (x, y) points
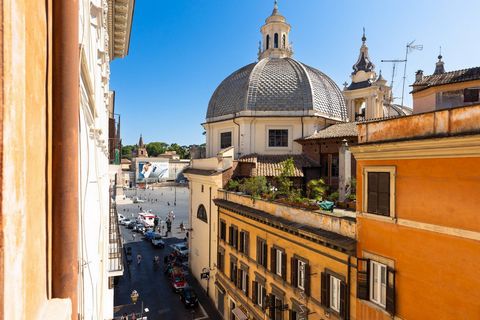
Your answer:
(52, 0), (79, 318)
(301, 116), (304, 137)
(347, 255), (351, 320)
(207, 186), (212, 296)
(232, 114), (240, 159)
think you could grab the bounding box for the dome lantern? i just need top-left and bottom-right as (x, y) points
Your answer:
(259, 1), (293, 60)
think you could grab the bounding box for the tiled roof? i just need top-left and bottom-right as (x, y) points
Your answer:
(206, 57), (347, 122)
(214, 198), (356, 254)
(237, 154), (318, 177)
(300, 122), (358, 140)
(412, 67), (480, 93)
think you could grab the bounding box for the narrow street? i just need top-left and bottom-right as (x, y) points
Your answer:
(113, 187), (221, 320)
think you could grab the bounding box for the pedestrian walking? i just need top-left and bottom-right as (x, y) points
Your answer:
(132, 233), (136, 241)
(137, 254), (142, 265)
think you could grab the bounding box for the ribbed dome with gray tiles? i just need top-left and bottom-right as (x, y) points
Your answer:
(206, 57), (347, 123)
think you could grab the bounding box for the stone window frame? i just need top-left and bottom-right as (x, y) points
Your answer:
(220, 130), (233, 149)
(362, 166), (396, 221)
(266, 126), (292, 150)
(196, 204), (208, 223)
(357, 251), (396, 316)
(219, 219), (227, 242)
(239, 229), (250, 257)
(256, 237), (268, 269)
(290, 297), (309, 320)
(217, 246), (226, 273)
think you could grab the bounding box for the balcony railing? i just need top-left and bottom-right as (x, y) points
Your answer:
(109, 199), (124, 276)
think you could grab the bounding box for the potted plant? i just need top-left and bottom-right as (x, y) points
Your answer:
(347, 193), (356, 210)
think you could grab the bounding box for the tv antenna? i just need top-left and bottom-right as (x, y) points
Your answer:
(381, 40), (423, 106)
(380, 59), (406, 99)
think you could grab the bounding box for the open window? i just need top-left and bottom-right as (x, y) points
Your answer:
(321, 271), (347, 319)
(357, 258), (396, 315)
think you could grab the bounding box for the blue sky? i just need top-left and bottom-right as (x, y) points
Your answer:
(111, 0), (480, 146)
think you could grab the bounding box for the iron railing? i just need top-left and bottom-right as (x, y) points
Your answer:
(109, 199), (124, 275)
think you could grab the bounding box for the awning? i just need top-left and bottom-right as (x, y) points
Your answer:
(231, 308), (248, 320)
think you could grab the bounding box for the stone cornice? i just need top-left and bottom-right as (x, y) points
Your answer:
(108, 0), (135, 59)
(350, 135), (480, 160)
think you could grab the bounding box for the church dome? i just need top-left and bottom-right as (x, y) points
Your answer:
(206, 57), (347, 122)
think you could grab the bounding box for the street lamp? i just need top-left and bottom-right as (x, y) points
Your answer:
(174, 167), (177, 206)
(130, 290), (149, 319)
(130, 290), (139, 304)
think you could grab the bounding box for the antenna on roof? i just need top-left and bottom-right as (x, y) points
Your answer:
(381, 59), (406, 99)
(381, 40), (423, 106)
(401, 40), (423, 107)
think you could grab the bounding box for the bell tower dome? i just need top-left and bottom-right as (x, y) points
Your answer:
(258, 1), (293, 60)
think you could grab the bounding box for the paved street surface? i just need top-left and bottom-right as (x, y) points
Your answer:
(114, 186), (222, 320)
(120, 186), (190, 234)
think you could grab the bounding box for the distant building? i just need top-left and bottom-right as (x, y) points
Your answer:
(204, 2), (347, 159)
(296, 122), (358, 201)
(134, 134), (149, 157)
(185, 2), (368, 317)
(190, 145), (207, 159)
(214, 190), (357, 320)
(350, 103), (480, 319)
(343, 30), (412, 121)
(412, 55), (480, 113)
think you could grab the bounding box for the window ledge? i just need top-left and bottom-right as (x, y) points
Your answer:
(270, 272), (287, 284)
(358, 211), (397, 224)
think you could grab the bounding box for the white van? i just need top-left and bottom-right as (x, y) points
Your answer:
(137, 212), (155, 227)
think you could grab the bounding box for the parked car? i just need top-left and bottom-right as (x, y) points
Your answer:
(133, 223), (145, 233)
(170, 275), (187, 293)
(151, 234), (165, 248)
(118, 214), (126, 222)
(143, 227), (154, 235)
(144, 230), (156, 241)
(172, 243), (189, 257)
(180, 287), (198, 307)
(121, 218), (131, 226)
(133, 197), (145, 203)
(127, 220), (136, 229)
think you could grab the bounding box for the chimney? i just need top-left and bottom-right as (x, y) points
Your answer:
(415, 70), (424, 82)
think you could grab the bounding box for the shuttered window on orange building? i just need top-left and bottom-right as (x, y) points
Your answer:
(367, 172), (390, 216)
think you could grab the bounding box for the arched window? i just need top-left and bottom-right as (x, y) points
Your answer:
(274, 33), (279, 48)
(282, 34), (286, 48)
(197, 204), (207, 223)
(266, 35), (270, 50)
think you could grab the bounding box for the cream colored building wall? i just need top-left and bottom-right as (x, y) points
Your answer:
(184, 173), (223, 302)
(205, 117), (332, 158)
(343, 86), (385, 120)
(79, 1), (117, 319)
(413, 93), (436, 113)
(412, 80), (480, 114)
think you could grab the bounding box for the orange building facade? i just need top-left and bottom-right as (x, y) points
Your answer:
(350, 104), (480, 319)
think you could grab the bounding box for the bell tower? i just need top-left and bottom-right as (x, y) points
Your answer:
(343, 30), (392, 121)
(258, 1), (293, 60)
(135, 134), (148, 157)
